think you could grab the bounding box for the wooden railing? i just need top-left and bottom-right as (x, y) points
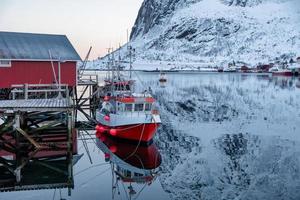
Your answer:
(78, 74), (99, 84)
(11, 84), (70, 100)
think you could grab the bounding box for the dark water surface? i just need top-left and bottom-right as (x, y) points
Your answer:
(1, 72), (300, 200)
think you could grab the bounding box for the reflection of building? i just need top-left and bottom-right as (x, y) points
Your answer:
(96, 134), (161, 199)
(0, 157), (73, 192)
(0, 111), (78, 195)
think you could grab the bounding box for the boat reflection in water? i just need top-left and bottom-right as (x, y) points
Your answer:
(96, 133), (162, 199)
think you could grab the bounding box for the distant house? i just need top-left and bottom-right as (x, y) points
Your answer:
(241, 66), (251, 72)
(0, 31), (81, 89)
(257, 64), (272, 72)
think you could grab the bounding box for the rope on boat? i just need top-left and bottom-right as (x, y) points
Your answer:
(74, 163), (109, 176)
(123, 122), (146, 161)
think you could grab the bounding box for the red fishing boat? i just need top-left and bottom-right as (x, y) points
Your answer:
(272, 69), (293, 76)
(96, 93), (161, 143)
(96, 48), (161, 143)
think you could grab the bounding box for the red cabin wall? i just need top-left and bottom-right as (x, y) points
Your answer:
(0, 61), (77, 89)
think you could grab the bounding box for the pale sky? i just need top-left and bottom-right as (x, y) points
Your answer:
(0, 0), (143, 59)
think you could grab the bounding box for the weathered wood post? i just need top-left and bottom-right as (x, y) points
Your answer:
(24, 84), (28, 100)
(14, 112), (22, 183)
(67, 110), (73, 196)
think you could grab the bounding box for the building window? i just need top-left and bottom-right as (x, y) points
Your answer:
(0, 60), (11, 67)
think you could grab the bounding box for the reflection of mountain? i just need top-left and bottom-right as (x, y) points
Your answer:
(150, 74), (300, 199)
(154, 123), (202, 197)
(96, 134), (161, 199)
(156, 125), (300, 200)
(155, 85), (240, 123)
(150, 74), (300, 137)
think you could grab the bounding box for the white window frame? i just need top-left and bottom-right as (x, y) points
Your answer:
(0, 60), (11, 67)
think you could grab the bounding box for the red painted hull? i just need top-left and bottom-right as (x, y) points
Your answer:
(272, 71), (293, 76)
(96, 123), (159, 142)
(97, 133), (162, 169)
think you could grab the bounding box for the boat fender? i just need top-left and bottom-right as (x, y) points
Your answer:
(110, 129), (117, 136)
(104, 153), (110, 162)
(104, 115), (110, 121)
(109, 146), (117, 153)
(104, 96), (110, 101)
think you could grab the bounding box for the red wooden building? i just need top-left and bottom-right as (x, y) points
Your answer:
(0, 31), (81, 89)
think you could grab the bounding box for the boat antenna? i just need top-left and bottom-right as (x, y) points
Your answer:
(106, 48), (111, 81)
(128, 45), (133, 78)
(118, 43), (122, 79)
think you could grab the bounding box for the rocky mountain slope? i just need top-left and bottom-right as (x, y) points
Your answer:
(125, 0), (300, 67)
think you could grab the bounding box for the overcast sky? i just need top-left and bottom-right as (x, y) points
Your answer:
(0, 0), (143, 59)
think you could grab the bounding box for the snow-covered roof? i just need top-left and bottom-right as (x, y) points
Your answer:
(0, 31), (81, 61)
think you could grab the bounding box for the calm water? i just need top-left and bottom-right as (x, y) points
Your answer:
(1, 72), (300, 200)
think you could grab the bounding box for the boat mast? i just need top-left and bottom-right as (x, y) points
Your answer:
(129, 45), (132, 79)
(106, 48), (111, 81)
(111, 48), (116, 96)
(118, 44), (121, 80)
(126, 29), (132, 79)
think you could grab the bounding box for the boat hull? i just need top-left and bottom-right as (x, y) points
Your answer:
(96, 123), (159, 143)
(159, 79), (167, 82)
(272, 71), (293, 76)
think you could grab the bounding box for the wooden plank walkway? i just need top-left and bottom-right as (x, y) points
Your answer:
(0, 98), (72, 112)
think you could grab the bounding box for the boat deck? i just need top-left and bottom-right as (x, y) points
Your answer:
(0, 98), (72, 112)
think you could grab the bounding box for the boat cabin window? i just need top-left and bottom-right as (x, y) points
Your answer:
(134, 172), (143, 177)
(114, 84), (131, 91)
(145, 103), (152, 111)
(117, 102), (123, 112)
(134, 103), (144, 112)
(124, 104), (133, 112)
(124, 170), (131, 177)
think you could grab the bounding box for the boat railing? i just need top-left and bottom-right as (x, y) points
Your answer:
(78, 74), (99, 85)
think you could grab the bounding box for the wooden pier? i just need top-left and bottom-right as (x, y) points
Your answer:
(74, 74), (101, 124)
(0, 31), (98, 197)
(0, 75), (102, 195)
(0, 84), (76, 194)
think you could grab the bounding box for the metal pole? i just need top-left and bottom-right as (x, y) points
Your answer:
(129, 46), (132, 78)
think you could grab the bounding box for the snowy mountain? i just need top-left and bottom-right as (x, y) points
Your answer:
(126, 0), (300, 67)
(88, 0), (300, 70)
